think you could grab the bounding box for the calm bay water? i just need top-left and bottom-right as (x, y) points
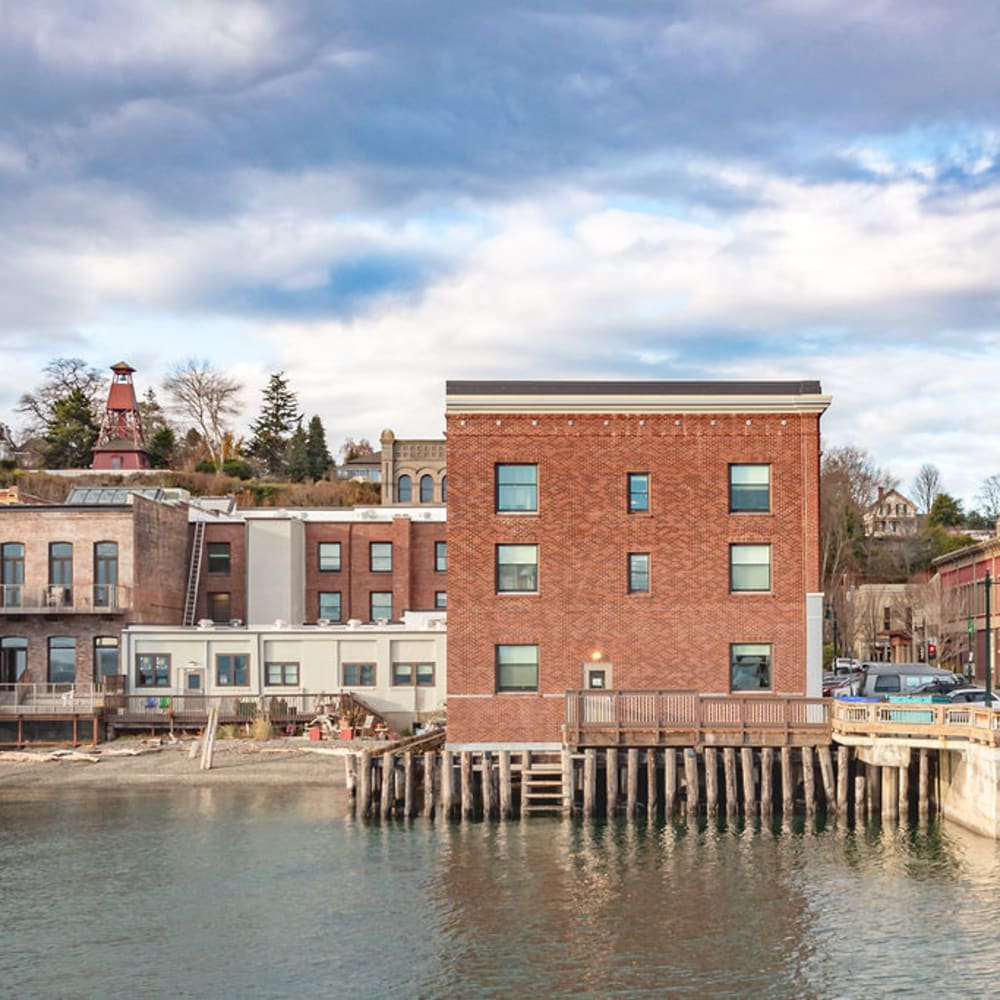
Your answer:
(2, 787), (999, 999)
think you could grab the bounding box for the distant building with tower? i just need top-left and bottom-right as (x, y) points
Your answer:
(91, 362), (151, 471)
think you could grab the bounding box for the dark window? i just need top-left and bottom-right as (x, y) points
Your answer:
(628, 553), (650, 593)
(730, 465), (771, 512)
(136, 653), (170, 688)
(48, 636), (76, 684)
(420, 474), (434, 502)
(318, 592), (342, 621)
(497, 544), (538, 592)
(0, 636), (27, 684)
(370, 542), (392, 572)
(265, 662), (299, 686)
(441, 476), (447, 502)
(318, 542), (341, 572)
(628, 473), (649, 512)
(206, 542), (231, 574)
(342, 662), (375, 686)
(496, 644), (538, 692)
(435, 591), (447, 609)
(94, 541), (119, 607)
(874, 674), (901, 693)
(49, 542), (73, 605)
(883, 606), (892, 630)
(94, 637), (120, 681)
(1, 542), (24, 608)
(435, 541), (447, 572)
(398, 475), (412, 502)
(208, 592), (232, 623)
(370, 592), (392, 621)
(393, 662), (435, 686)
(217, 654), (249, 686)
(730, 545), (771, 592)
(497, 464), (537, 512)
(730, 644), (772, 691)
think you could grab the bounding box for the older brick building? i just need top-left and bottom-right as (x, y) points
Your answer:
(444, 380), (831, 747)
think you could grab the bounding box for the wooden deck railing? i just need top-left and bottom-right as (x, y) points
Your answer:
(0, 683), (100, 714)
(830, 698), (1000, 747)
(564, 690), (831, 747)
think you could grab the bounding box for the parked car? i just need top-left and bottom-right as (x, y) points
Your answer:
(947, 687), (1000, 707)
(824, 670), (862, 697)
(858, 663), (962, 699)
(910, 676), (969, 695)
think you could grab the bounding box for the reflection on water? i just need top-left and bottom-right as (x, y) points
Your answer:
(1, 789), (999, 999)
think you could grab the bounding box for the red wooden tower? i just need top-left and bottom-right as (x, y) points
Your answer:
(91, 362), (151, 470)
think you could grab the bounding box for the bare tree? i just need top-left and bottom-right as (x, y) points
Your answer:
(17, 357), (107, 437)
(911, 463), (943, 515)
(977, 473), (1000, 523)
(162, 360), (243, 472)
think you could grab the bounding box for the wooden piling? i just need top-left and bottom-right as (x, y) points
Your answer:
(359, 750), (373, 819)
(583, 749), (596, 819)
(499, 750), (513, 819)
(898, 761), (909, 821)
(345, 754), (358, 813)
(380, 753), (395, 819)
(441, 750), (454, 819)
(664, 749), (677, 816)
(781, 746), (794, 815)
(606, 749), (619, 819)
(760, 747), (774, 817)
(818, 747), (836, 814)
(401, 752), (413, 818)
(724, 747), (738, 817)
(199, 705), (219, 771)
(854, 774), (866, 822)
(646, 748), (658, 819)
(460, 751), (474, 821)
(561, 749), (573, 818)
(626, 748), (639, 819)
(704, 747), (719, 816)
(802, 747), (815, 817)
(423, 751), (436, 819)
(482, 752), (495, 820)
(837, 746), (850, 817)
(684, 748), (699, 817)
(741, 748), (756, 817)
(918, 749), (930, 820)
(882, 765), (898, 822)
(866, 763), (879, 821)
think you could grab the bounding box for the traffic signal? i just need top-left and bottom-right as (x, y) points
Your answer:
(927, 642), (937, 660)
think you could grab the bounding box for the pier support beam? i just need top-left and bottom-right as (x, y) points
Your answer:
(606, 749), (619, 819)
(380, 753), (395, 819)
(855, 774), (866, 824)
(359, 750), (373, 819)
(724, 748), (738, 818)
(441, 750), (454, 819)
(802, 747), (816, 817)
(837, 746), (850, 817)
(460, 751), (474, 821)
(423, 752), (436, 819)
(705, 747), (719, 816)
(818, 747), (836, 814)
(403, 752), (414, 819)
(919, 749), (930, 821)
(882, 765), (899, 822)
(760, 747), (774, 817)
(646, 748), (658, 820)
(781, 746), (794, 815)
(898, 762), (909, 821)
(684, 748), (700, 817)
(482, 752), (496, 820)
(562, 749), (574, 818)
(583, 749), (596, 819)
(664, 749), (677, 817)
(626, 748), (639, 819)
(499, 751), (512, 819)
(741, 748), (756, 817)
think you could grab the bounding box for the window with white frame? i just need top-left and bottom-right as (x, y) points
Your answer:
(730, 544), (771, 592)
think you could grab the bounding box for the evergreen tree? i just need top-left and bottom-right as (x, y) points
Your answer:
(248, 372), (300, 478)
(305, 415), (332, 480)
(286, 422), (310, 483)
(41, 388), (100, 468)
(148, 426), (176, 468)
(928, 492), (963, 528)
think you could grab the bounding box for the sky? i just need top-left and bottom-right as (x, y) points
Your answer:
(1, 1), (999, 508)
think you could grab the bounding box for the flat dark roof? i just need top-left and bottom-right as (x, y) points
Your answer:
(446, 379), (823, 396)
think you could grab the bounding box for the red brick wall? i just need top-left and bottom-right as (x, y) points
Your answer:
(132, 497), (189, 623)
(198, 522), (247, 623)
(445, 410), (823, 744)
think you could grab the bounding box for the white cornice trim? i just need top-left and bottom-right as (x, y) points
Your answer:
(446, 393), (832, 415)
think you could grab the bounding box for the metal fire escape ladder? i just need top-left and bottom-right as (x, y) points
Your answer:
(183, 520), (206, 626)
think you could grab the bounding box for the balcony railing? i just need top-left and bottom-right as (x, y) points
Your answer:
(830, 698), (1000, 746)
(0, 683), (101, 714)
(0, 584), (131, 613)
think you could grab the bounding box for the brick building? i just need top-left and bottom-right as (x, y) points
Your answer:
(444, 380), (830, 748)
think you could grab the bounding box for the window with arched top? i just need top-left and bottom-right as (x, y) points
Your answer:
(0, 636), (26, 684)
(398, 475), (412, 502)
(420, 474), (433, 502)
(94, 541), (118, 608)
(48, 636), (76, 684)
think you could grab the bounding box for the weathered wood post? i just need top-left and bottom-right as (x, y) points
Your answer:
(606, 748), (619, 819)
(898, 762), (909, 821)
(918, 749), (930, 821)
(423, 751), (436, 819)
(380, 753), (395, 819)
(646, 748), (658, 819)
(440, 750), (454, 819)
(626, 748), (639, 819)
(854, 774), (866, 824)
(561, 748), (574, 818)
(802, 747), (816, 817)
(705, 747), (719, 816)
(818, 747), (836, 814)
(359, 749), (373, 819)
(684, 747), (699, 817)
(760, 747), (774, 817)
(882, 765), (898, 822)
(837, 746), (850, 817)
(482, 752), (496, 820)
(866, 763), (880, 821)
(499, 750), (513, 819)
(583, 749), (596, 819)
(345, 754), (358, 814)
(741, 748), (756, 817)
(781, 746), (794, 815)
(460, 751), (474, 821)
(724, 747), (738, 817)
(664, 748), (677, 816)
(403, 751), (414, 819)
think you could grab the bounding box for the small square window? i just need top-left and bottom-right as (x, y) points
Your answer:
(628, 473), (649, 512)
(319, 542), (341, 572)
(730, 544), (771, 592)
(370, 592), (392, 621)
(343, 662), (375, 686)
(319, 592), (342, 621)
(392, 663), (414, 686)
(216, 653), (249, 687)
(208, 592), (232, 623)
(730, 465), (770, 513)
(206, 542), (231, 574)
(435, 541), (447, 572)
(731, 643), (772, 691)
(496, 644), (538, 692)
(497, 464), (537, 512)
(435, 591), (447, 609)
(265, 662), (299, 686)
(497, 544), (538, 592)
(370, 542), (392, 572)
(136, 653), (170, 688)
(628, 553), (649, 593)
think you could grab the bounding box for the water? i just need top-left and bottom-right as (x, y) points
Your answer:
(2, 787), (999, 999)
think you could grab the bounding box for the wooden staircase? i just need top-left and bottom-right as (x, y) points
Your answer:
(520, 753), (565, 815)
